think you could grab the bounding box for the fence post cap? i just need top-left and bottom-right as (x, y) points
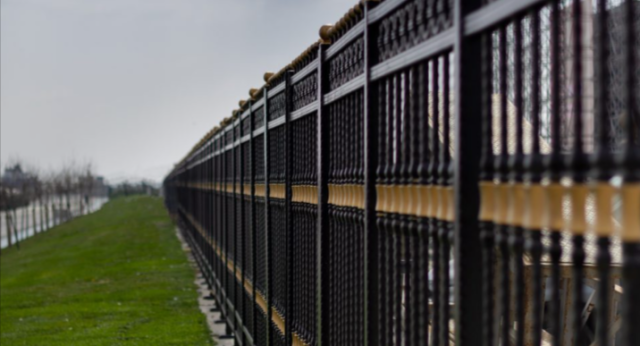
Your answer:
(319, 24), (333, 43)
(263, 72), (274, 83)
(347, 7), (357, 19)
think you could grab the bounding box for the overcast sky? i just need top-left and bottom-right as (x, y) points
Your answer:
(1, 0), (348, 183)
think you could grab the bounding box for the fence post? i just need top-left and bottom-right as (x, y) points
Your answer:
(316, 41), (329, 346)
(453, 0), (484, 345)
(263, 86), (272, 346)
(208, 133), (214, 292)
(248, 101), (258, 345)
(222, 130), (232, 335)
(239, 109), (248, 345)
(620, 1), (640, 345)
(363, 2), (378, 346)
(284, 70), (294, 346)
(214, 135), (221, 300)
(233, 117), (241, 344)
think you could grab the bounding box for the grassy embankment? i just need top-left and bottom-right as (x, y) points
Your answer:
(0, 196), (213, 346)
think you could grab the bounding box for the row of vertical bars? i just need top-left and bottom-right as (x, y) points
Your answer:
(476, 1), (640, 346)
(163, 0), (640, 345)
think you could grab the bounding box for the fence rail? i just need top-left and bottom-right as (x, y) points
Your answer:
(163, 0), (640, 345)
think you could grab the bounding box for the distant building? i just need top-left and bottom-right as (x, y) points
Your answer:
(2, 164), (31, 189)
(1, 164), (30, 189)
(0, 165), (31, 210)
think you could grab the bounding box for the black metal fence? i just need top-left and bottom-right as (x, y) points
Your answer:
(163, 0), (640, 345)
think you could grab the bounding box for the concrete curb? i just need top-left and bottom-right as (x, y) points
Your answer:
(175, 227), (234, 346)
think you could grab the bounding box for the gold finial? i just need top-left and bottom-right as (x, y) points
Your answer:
(348, 7), (357, 20)
(263, 72), (274, 82)
(249, 88), (259, 98)
(319, 24), (333, 44)
(337, 17), (347, 31)
(239, 100), (246, 108)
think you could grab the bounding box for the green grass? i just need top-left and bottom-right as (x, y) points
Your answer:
(0, 196), (214, 346)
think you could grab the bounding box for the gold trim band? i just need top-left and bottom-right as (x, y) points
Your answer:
(622, 183), (640, 242)
(568, 183), (589, 235)
(479, 182), (494, 222)
(545, 182), (564, 231)
(524, 183), (545, 230)
(594, 182), (615, 237)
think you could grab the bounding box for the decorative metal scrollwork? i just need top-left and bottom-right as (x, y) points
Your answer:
(328, 36), (365, 91)
(292, 74), (318, 111)
(376, 0), (453, 63)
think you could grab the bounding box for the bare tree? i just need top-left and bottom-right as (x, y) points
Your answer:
(0, 158), (101, 248)
(0, 178), (18, 248)
(26, 166), (42, 234)
(62, 165), (73, 218)
(4, 209), (13, 248)
(80, 163), (95, 214)
(7, 158), (30, 241)
(42, 171), (55, 230)
(0, 181), (8, 249)
(53, 172), (64, 222)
